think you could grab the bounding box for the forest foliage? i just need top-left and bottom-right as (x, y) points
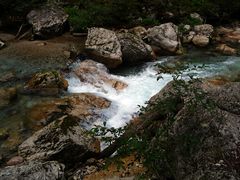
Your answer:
(1, 0), (240, 30)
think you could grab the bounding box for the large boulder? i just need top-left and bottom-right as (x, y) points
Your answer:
(27, 6), (68, 39)
(73, 60), (127, 91)
(142, 81), (240, 179)
(85, 28), (122, 69)
(18, 115), (100, 164)
(23, 71), (68, 96)
(0, 87), (17, 109)
(117, 32), (155, 65)
(0, 161), (65, 180)
(146, 23), (181, 54)
(189, 24), (214, 47)
(28, 93), (111, 128)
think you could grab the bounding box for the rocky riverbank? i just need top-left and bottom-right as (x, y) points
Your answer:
(0, 5), (240, 179)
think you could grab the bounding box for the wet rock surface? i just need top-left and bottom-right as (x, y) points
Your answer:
(28, 93), (111, 127)
(73, 60), (127, 91)
(0, 161), (65, 180)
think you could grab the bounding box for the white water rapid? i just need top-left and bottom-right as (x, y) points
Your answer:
(67, 56), (239, 128)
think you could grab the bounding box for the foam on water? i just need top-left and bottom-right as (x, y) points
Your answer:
(67, 60), (172, 128)
(67, 56), (240, 128)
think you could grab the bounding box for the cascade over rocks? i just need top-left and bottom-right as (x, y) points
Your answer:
(0, 161), (65, 180)
(85, 28), (122, 69)
(146, 23), (181, 54)
(117, 32), (155, 65)
(73, 60), (127, 91)
(18, 115), (100, 164)
(27, 6), (69, 39)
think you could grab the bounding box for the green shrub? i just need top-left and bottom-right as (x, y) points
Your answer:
(141, 17), (159, 26)
(65, 7), (93, 32)
(90, 64), (217, 178)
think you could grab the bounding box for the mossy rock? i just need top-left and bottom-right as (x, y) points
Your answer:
(24, 71), (68, 95)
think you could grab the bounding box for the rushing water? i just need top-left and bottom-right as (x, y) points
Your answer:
(67, 54), (240, 128)
(0, 52), (240, 157)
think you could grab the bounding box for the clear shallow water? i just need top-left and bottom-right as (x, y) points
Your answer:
(0, 53), (239, 157)
(67, 55), (240, 128)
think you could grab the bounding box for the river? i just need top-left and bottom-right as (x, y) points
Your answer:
(0, 51), (239, 157)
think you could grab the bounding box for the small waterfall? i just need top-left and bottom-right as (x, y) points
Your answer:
(67, 55), (240, 128)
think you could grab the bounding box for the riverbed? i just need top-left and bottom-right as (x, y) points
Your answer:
(0, 50), (240, 158)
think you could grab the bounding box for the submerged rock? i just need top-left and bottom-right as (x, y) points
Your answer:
(74, 60), (127, 91)
(18, 115), (100, 164)
(85, 28), (122, 69)
(117, 32), (155, 65)
(146, 23), (181, 54)
(143, 81), (240, 179)
(0, 87), (17, 109)
(27, 6), (68, 39)
(0, 161), (65, 180)
(24, 71), (68, 96)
